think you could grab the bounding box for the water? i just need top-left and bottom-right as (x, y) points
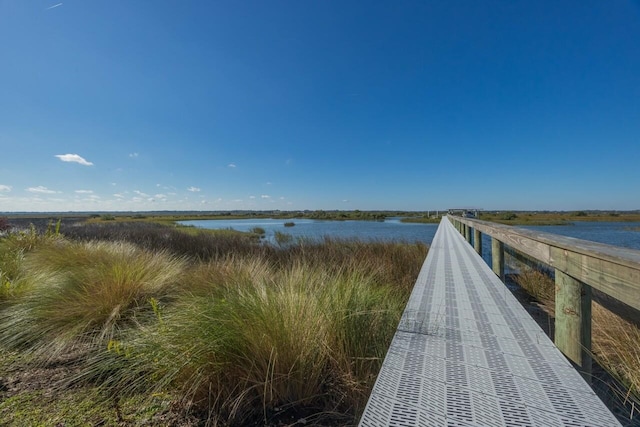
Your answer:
(178, 217), (438, 244)
(179, 218), (640, 251)
(522, 222), (640, 251)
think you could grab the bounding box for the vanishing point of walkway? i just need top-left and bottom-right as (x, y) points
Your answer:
(359, 217), (621, 426)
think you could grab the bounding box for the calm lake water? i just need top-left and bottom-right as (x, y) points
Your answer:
(522, 222), (640, 251)
(180, 218), (640, 250)
(179, 217), (438, 244)
(179, 218), (640, 252)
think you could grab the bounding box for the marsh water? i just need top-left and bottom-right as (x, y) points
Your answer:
(179, 218), (640, 251)
(179, 217), (438, 244)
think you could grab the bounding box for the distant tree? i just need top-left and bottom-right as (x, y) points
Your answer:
(0, 216), (10, 232)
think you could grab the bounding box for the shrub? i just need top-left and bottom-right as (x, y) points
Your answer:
(249, 226), (266, 235)
(274, 231), (293, 246)
(0, 216), (10, 232)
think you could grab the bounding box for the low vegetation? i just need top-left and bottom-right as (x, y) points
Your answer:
(0, 220), (427, 426)
(479, 210), (640, 226)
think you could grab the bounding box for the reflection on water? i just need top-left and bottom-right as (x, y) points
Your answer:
(178, 217), (439, 245)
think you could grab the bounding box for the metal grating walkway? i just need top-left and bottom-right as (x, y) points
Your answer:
(359, 217), (621, 427)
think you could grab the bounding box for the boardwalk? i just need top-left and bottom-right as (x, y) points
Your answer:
(359, 217), (621, 427)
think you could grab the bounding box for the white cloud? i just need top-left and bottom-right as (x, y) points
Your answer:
(45, 3), (63, 10)
(187, 186), (201, 192)
(134, 190), (150, 198)
(261, 195), (270, 199)
(154, 194), (167, 199)
(113, 193), (125, 198)
(249, 195), (256, 199)
(228, 163), (236, 168)
(55, 154), (94, 166)
(129, 153), (139, 158)
(0, 185), (11, 192)
(27, 186), (59, 194)
(75, 190), (93, 194)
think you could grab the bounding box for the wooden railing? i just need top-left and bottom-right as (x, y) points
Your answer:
(448, 215), (640, 377)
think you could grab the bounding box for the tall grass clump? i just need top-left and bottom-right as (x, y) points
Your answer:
(82, 257), (406, 425)
(0, 240), (185, 361)
(0, 225), (64, 304)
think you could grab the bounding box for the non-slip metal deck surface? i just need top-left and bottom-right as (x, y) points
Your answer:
(359, 217), (620, 427)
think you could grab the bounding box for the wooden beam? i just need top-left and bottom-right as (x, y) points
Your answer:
(492, 237), (504, 281)
(474, 228), (482, 256)
(555, 269), (592, 379)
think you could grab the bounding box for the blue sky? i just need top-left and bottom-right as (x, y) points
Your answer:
(1, 1), (639, 212)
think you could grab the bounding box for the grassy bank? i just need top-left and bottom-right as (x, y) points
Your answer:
(0, 222), (427, 426)
(479, 211), (640, 226)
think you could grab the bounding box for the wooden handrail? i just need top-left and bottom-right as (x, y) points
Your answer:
(448, 215), (640, 377)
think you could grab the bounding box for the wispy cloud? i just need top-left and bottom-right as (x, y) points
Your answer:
(27, 186), (59, 194)
(113, 193), (125, 199)
(134, 190), (150, 198)
(249, 195), (256, 199)
(261, 194), (271, 199)
(129, 153), (139, 158)
(0, 185), (11, 192)
(75, 190), (93, 194)
(55, 153), (93, 166)
(228, 163), (236, 168)
(45, 3), (63, 10)
(187, 186), (201, 192)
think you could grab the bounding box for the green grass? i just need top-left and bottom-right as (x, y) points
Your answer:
(0, 240), (186, 362)
(0, 222), (427, 425)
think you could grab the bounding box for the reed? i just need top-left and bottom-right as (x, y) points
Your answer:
(0, 240), (185, 361)
(0, 222), (426, 425)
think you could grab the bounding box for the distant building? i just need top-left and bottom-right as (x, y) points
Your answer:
(447, 208), (480, 218)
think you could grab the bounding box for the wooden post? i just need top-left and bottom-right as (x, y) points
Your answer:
(491, 237), (504, 281)
(474, 229), (482, 256)
(464, 224), (471, 243)
(555, 269), (592, 380)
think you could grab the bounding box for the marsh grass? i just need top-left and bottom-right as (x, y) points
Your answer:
(0, 240), (185, 361)
(514, 268), (640, 411)
(0, 222), (426, 425)
(78, 258), (409, 424)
